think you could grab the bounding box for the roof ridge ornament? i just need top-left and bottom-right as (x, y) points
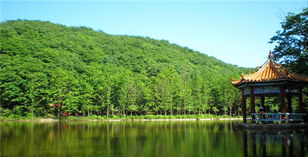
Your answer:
(268, 51), (273, 60)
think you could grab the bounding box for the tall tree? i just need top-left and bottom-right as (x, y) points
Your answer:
(270, 8), (307, 74)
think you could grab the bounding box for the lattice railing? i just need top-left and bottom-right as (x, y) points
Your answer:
(248, 113), (306, 122)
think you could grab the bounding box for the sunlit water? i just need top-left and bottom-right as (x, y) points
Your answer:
(0, 121), (307, 157)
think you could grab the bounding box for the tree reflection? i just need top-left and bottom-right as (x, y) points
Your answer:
(0, 121), (307, 157)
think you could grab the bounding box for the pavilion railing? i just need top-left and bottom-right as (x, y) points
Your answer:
(248, 113), (306, 122)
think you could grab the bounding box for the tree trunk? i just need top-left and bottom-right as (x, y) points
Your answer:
(58, 107), (60, 119)
(107, 107), (109, 118)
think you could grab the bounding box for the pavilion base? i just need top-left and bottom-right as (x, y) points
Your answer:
(238, 123), (308, 130)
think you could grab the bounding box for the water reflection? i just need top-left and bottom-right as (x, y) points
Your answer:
(0, 121), (307, 157)
(243, 130), (307, 157)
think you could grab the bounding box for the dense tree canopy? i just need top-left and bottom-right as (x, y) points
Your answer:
(270, 8), (308, 74)
(0, 20), (250, 117)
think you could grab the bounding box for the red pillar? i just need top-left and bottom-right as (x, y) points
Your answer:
(287, 95), (292, 113)
(279, 86), (286, 113)
(298, 88), (304, 113)
(250, 87), (255, 113)
(261, 96), (265, 111)
(242, 89), (247, 123)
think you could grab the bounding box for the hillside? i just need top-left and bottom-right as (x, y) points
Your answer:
(0, 20), (249, 117)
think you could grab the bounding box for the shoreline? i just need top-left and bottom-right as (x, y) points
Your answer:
(0, 117), (243, 122)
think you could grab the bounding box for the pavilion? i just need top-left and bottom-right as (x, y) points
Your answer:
(231, 52), (308, 123)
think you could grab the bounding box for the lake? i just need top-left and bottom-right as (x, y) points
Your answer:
(0, 120), (307, 157)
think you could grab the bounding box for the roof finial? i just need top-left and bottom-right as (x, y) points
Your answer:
(268, 51), (273, 60)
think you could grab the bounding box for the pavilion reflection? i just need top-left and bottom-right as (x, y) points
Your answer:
(242, 130), (307, 157)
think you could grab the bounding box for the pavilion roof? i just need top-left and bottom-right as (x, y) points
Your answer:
(231, 53), (308, 86)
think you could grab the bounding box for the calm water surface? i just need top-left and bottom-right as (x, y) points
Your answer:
(0, 121), (307, 157)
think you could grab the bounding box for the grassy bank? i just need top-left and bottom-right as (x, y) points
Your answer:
(0, 114), (242, 121)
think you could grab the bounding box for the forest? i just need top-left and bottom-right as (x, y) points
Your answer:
(0, 20), (251, 118)
(0, 15), (306, 118)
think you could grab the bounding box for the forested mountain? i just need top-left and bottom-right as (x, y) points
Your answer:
(0, 20), (250, 117)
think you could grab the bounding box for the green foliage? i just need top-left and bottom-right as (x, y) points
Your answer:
(0, 106), (11, 117)
(270, 8), (308, 74)
(0, 20), (249, 117)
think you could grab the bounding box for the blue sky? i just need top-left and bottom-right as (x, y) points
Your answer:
(1, 1), (307, 68)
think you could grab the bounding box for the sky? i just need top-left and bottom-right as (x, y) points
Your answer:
(1, 1), (307, 68)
